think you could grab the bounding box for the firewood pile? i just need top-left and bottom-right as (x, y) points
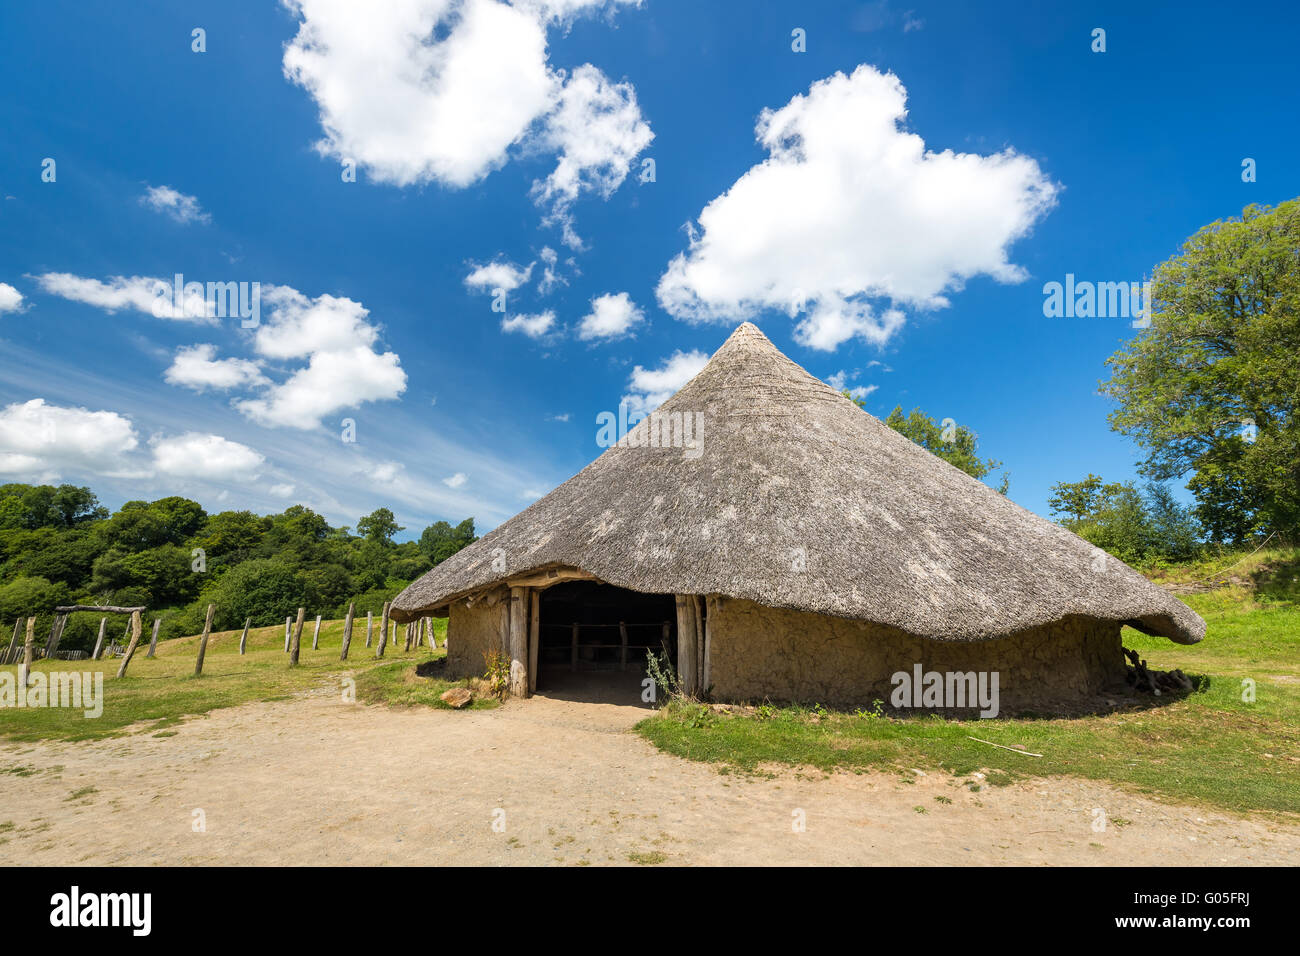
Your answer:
(1123, 647), (1195, 696)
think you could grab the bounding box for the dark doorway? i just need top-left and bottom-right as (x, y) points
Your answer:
(536, 581), (676, 689)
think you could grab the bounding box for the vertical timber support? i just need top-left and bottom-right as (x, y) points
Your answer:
(312, 615), (322, 651)
(146, 618), (161, 658)
(115, 610), (143, 678)
(284, 617), (291, 653)
(4, 619), (20, 665)
(508, 586), (529, 698)
(45, 614), (68, 659)
(289, 607), (305, 667)
(702, 596), (716, 697)
(21, 617), (35, 686)
(91, 618), (107, 661)
(194, 603), (216, 676)
(239, 617), (250, 655)
(528, 591), (539, 694)
(365, 611), (373, 648)
(376, 602), (390, 658)
(340, 603), (355, 661)
(693, 596), (705, 696)
(619, 621), (629, 672)
(675, 595), (698, 697)
(570, 622), (579, 672)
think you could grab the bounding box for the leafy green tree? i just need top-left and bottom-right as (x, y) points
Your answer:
(881, 405), (1008, 492)
(418, 518), (478, 565)
(1049, 477), (1202, 564)
(101, 497), (207, 551)
(357, 507), (403, 545)
(1102, 198), (1300, 543)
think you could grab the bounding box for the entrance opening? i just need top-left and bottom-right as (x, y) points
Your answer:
(536, 581), (676, 693)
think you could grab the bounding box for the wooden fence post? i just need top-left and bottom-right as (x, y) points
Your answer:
(289, 607), (305, 667)
(115, 610), (144, 678)
(5, 618), (21, 665)
(284, 616), (291, 653)
(239, 617), (250, 655)
(194, 604), (216, 676)
(312, 614), (322, 650)
(21, 617), (35, 685)
(44, 614), (68, 659)
(90, 618), (106, 661)
(340, 603), (355, 661)
(145, 618), (161, 658)
(365, 610), (373, 648)
(377, 602), (390, 658)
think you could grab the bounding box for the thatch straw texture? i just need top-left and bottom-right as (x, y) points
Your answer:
(393, 323), (1204, 644)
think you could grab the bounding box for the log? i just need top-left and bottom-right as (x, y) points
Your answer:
(377, 602), (390, 658)
(44, 614), (68, 659)
(284, 616), (291, 653)
(503, 568), (599, 590)
(289, 607), (305, 667)
(340, 603), (355, 661)
(194, 604), (216, 676)
(145, 618), (161, 658)
(312, 614), (322, 651)
(115, 610), (143, 678)
(239, 617), (250, 655)
(403, 622), (412, 653)
(694, 595), (705, 693)
(365, 610), (373, 648)
(90, 618), (107, 661)
(6, 618), (23, 665)
(675, 595), (698, 697)
(54, 604), (146, 614)
(508, 586), (528, 697)
(21, 617), (35, 685)
(528, 591), (539, 693)
(702, 597), (715, 694)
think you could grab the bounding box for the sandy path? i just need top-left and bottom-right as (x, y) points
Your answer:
(2, 686), (1297, 866)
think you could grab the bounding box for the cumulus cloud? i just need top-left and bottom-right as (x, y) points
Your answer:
(140, 185), (211, 225)
(32, 272), (216, 322)
(0, 283), (23, 313)
(578, 291), (643, 340)
(281, 0), (650, 240)
(656, 65), (1058, 350)
(465, 258), (534, 293)
(151, 432), (265, 481)
(501, 310), (555, 338)
(0, 399), (139, 480)
(621, 349), (708, 417)
(165, 344), (268, 391)
(268, 482), (296, 498)
(443, 472), (468, 488)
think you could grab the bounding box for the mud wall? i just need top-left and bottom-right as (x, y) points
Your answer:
(445, 597), (505, 680)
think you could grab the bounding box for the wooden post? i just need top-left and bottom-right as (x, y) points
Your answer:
(115, 610), (143, 678)
(702, 597), (715, 695)
(44, 613), (68, 659)
(312, 614), (322, 650)
(694, 595), (705, 693)
(239, 617), (250, 655)
(194, 603), (216, 676)
(528, 591), (539, 693)
(145, 618), (161, 658)
(675, 595), (698, 696)
(340, 603), (355, 661)
(508, 587), (528, 697)
(570, 621), (579, 672)
(6, 618), (23, 664)
(284, 616), (291, 653)
(21, 617), (35, 685)
(289, 607), (305, 666)
(365, 610), (373, 648)
(619, 620), (629, 672)
(376, 602), (390, 658)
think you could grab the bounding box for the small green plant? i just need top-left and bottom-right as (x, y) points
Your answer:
(483, 650), (509, 699)
(756, 703), (777, 720)
(681, 704), (715, 729)
(854, 699), (886, 720)
(644, 648), (680, 704)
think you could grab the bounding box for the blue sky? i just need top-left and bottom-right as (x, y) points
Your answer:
(2, 0), (1297, 539)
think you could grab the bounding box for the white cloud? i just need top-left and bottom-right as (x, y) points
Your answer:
(579, 291), (643, 340)
(281, 0), (650, 240)
(501, 310), (555, 338)
(532, 63), (653, 248)
(165, 344), (268, 391)
(465, 258), (534, 293)
(536, 245), (568, 294)
(656, 65), (1058, 350)
(32, 272), (216, 322)
(443, 472), (468, 488)
(235, 285), (407, 429)
(0, 283), (22, 313)
(140, 185), (211, 225)
(621, 349), (708, 417)
(0, 399), (139, 480)
(151, 432), (265, 481)
(268, 482), (296, 498)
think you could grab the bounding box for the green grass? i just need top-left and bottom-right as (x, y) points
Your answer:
(0, 616), (455, 741)
(635, 572), (1300, 817)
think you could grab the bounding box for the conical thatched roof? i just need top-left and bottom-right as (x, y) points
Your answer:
(393, 323), (1204, 644)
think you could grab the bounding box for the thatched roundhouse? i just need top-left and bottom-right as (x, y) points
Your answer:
(393, 323), (1203, 711)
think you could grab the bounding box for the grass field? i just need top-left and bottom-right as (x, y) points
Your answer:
(635, 549), (1300, 816)
(0, 614), (491, 743)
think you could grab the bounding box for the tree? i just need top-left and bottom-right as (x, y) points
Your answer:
(1048, 477), (1202, 564)
(419, 518), (477, 565)
(882, 405), (1008, 493)
(357, 507), (403, 545)
(1102, 199), (1300, 543)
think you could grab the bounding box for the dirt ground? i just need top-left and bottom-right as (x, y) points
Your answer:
(2, 675), (1298, 866)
